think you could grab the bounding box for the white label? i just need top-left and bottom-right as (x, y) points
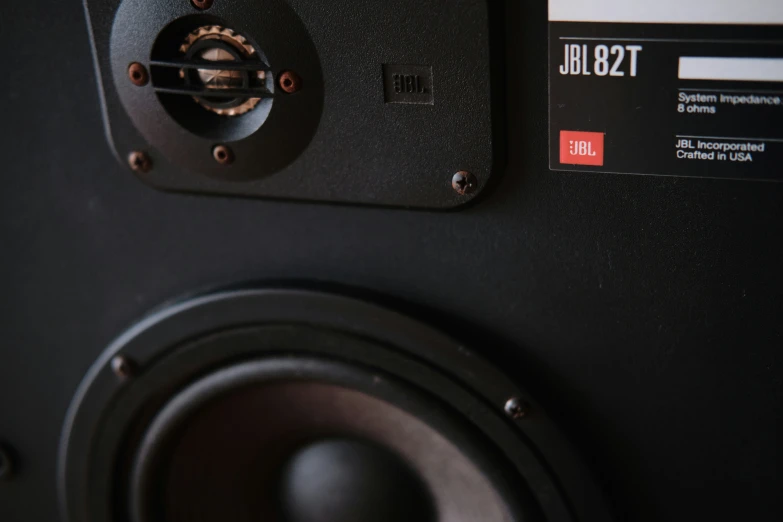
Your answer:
(549, 0), (783, 25)
(678, 57), (783, 82)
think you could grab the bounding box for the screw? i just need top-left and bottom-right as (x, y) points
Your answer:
(128, 151), (152, 173)
(191, 0), (214, 9)
(278, 71), (302, 94)
(504, 397), (529, 419)
(111, 355), (134, 380)
(451, 171), (478, 195)
(128, 62), (149, 87)
(212, 144), (234, 165)
(0, 444), (14, 481)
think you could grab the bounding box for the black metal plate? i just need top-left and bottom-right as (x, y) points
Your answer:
(85, 0), (499, 208)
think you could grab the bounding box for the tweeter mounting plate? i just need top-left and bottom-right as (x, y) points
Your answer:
(84, 0), (501, 209)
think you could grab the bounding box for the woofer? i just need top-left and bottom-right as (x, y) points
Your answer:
(59, 289), (612, 522)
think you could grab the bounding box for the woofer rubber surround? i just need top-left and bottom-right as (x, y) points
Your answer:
(58, 289), (613, 522)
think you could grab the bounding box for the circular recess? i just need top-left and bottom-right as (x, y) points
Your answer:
(59, 289), (613, 522)
(110, 0), (323, 180)
(179, 25), (266, 117)
(149, 20), (274, 142)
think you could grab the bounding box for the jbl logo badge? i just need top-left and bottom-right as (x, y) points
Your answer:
(393, 74), (426, 95)
(383, 65), (434, 105)
(560, 130), (605, 166)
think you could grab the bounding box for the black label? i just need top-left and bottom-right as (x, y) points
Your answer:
(549, 22), (783, 181)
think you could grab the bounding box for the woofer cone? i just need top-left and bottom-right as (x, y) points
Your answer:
(131, 357), (520, 522)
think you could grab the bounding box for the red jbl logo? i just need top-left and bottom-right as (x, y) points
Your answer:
(560, 131), (605, 166)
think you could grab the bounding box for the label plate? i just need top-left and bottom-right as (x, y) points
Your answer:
(549, 0), (783, 181)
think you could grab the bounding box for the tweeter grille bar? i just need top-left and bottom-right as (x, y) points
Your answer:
(150, 59), (274, 99)
(149, 59), (272, 72)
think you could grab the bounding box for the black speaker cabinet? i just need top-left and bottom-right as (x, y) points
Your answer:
(1, 1), (781, 522)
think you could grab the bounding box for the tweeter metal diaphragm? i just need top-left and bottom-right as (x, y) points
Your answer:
(58, 289), (613, 522)
(178, 25), (265, 116)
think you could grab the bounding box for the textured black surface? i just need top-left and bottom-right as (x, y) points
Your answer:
(0, 1), (781, 522)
